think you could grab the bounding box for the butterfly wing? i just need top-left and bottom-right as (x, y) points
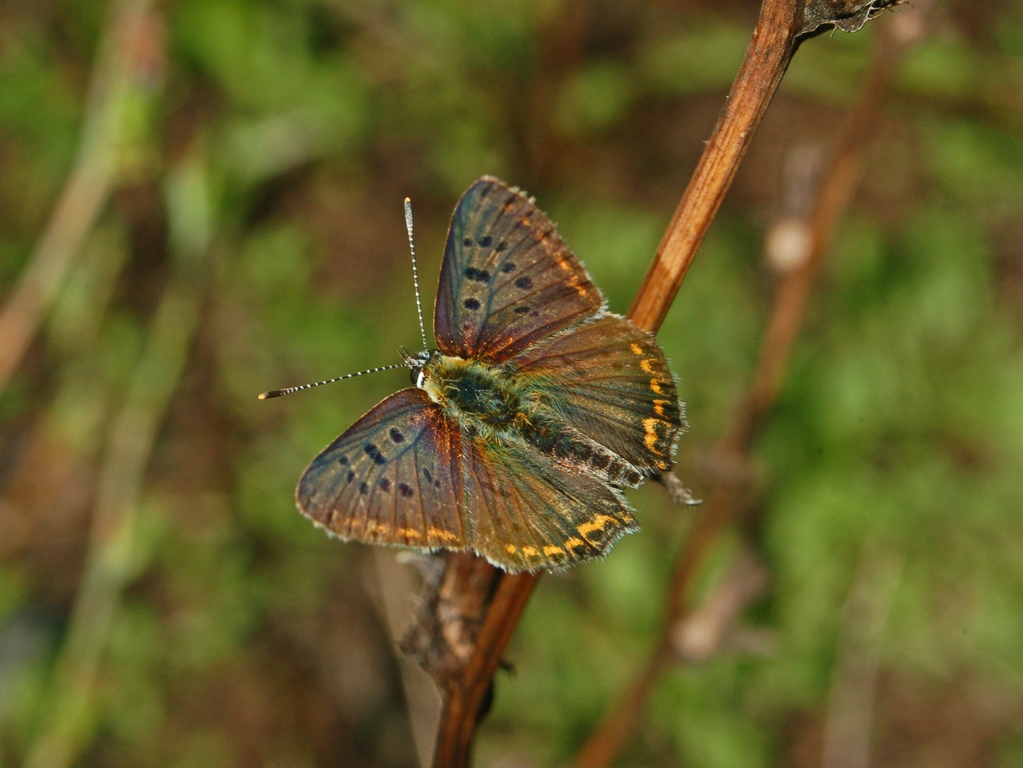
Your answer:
(435, 176), (603, 363)
(512, 314), (683, 474)
(297, 388), (466, 551)
(460, 433), (640, 571)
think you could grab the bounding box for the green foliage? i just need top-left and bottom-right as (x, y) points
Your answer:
(1, 2), (1021, 767)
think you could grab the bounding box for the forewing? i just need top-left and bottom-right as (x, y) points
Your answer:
(512, 314), (683, 474)
(297, 388), (466, 551)
(435, 176), (603, 363)
(460, 434), (639, 571)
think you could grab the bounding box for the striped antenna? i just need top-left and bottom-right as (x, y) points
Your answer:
(261, 196), (429, 402)
(404, 197), (429, 351)
(258, 362), (408, 400)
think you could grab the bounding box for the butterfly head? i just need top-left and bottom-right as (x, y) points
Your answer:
(402, 347), (436, 388)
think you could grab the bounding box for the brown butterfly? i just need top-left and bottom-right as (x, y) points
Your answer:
(285, 177), (683, 571)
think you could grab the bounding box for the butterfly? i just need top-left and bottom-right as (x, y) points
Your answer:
(290, 176), (683, 571)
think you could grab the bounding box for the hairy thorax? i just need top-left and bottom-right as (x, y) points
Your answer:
(418, 352), (643, 487)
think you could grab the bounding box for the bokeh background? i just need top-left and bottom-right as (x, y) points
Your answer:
(2, 1), (1023, 766)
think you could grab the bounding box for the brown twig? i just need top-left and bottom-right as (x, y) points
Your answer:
(574, 5), (928, 767)
(420, 2), (915, 765)
(422, 1), (813, 764)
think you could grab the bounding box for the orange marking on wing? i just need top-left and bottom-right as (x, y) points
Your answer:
(653, 399), (670, 417)
(427, 527), (460, 543)
(630, 342), (644, 355)
(521, 545), (541, 558)
(643, 418), (665, 456)
(565, 537), (588, 551)
(505, 544), (519, 555)
(543, 545), (566, 558)
(650, 379), (666, 395)
(639, 358), (657, 374)
(577, 514), (616, 539)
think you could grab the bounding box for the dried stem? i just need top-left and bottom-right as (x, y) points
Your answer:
(23, 150), (211, 768)
(426, 0), (814, 764)
(0, 0), (160, 393)
(574, 7), (927, 767)
(821, 542), (905, 768)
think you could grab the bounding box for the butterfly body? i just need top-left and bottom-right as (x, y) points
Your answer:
(295, 177), (684, 572)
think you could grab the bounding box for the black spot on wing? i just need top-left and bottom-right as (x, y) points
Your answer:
(464, 298), (481, 311)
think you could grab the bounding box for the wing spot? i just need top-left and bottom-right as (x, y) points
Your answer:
(543, 545), (565, 558)
(520, 217), (532, 228)
(495, 241), (509, 252)
(630, 342), (644, 355)
(365, 443), (386, 465)
(565, 537), (588, 551)
(463, 298), (481, 310)
(389, 428), (405, 443)
(346, 470), (355, 483)
(505, 544), (518, 555)
(359, 482), (369, 494)
(398, 482), (414, 498)
(397, 527), (422, 540)
(653, 399), (670, 417)
(650, 379), (666, 395)
(501, 261), (516, 272)
(464, 267), (490, 282)
(379, 477), (391, 491)
(337, 456), (349, 466)
(514, 305), (531, 315)
(462, 237), (473, 247)
(514, 276), (533, 290)
(521, 545), (541, 558)
(423, 468), (434, 483)
(479, 235), (492, 247)
(640, 358), (658, 374)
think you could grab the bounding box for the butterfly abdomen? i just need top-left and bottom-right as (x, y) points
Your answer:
(515, 410), (644, 488)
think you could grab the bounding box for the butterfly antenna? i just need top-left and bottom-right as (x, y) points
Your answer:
(258, 362), (408, 400)
(404, 197), (429, 351)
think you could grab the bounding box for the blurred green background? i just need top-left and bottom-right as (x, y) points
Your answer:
(2, 1), (1023, 766)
